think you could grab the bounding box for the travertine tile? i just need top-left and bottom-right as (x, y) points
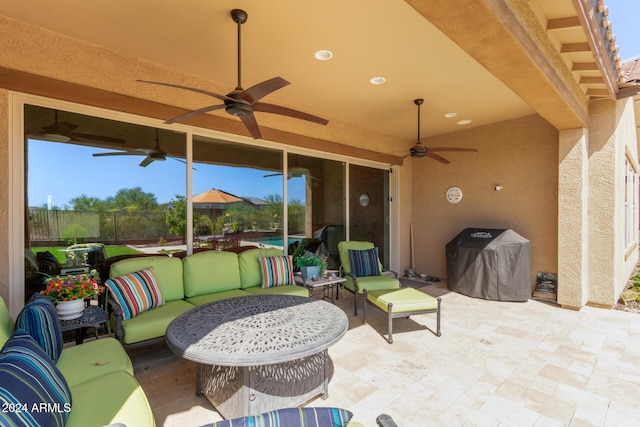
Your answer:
(127, 281), (640, 426)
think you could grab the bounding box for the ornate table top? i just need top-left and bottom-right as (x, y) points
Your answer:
(59, 305), (109, 331)
(166, 295), (348, 366)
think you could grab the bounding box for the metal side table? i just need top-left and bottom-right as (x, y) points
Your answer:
(60, 305), (109, 345)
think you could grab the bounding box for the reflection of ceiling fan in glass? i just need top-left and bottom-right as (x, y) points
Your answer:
(27, 110), (126, 145)
(92, 129), (189, 168)
(264, 167), (321, 181)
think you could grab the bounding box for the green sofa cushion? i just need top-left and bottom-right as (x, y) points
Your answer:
(183, 250), (242, 297)
(57, 337), (133, 387)
(65, 370), (155, 427)
(244, 284), (309, 297)
(116, 300), (194, 345)
(0, 297), (15, 348)
(366, 287), (439, 313)
(343, 275), (399, 294)
(238, 248), (285, 289)
(186, 289), (251, 306)
(110, 256), (184, 302)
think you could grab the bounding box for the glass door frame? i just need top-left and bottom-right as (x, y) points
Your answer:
(8, 92), (399, 315)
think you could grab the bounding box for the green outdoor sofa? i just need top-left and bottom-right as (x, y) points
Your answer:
(0, 296), (154, 427)
(107, 248), (309, 346)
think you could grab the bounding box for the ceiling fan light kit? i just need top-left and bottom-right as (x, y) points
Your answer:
(137, 8), (328, 140)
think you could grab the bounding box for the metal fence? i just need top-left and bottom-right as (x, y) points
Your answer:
(28, 208), (173, 243)
(28, 207), (305, 244)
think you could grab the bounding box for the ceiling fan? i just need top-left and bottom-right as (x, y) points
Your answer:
(264, 167), (321, 181)
(92, 129), (186, 168)
(138, 8), (328, 140)
(400, 99), (478, 164)
(27, 110), (126, 145)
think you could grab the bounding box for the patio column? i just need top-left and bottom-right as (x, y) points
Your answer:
(557, 128), (589, 309)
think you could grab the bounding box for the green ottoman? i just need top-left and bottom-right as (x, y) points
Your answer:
(363, 287), (441, 343)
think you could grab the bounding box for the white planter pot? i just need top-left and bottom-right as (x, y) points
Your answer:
(55, 299), (85, 320)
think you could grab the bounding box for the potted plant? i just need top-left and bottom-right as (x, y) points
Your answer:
(41, 274), (105, 320)
(295, 251), (328, 280)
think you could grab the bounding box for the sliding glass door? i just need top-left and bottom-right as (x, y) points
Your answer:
(349, 164), (390, 269)
(21, 101), (391, 302)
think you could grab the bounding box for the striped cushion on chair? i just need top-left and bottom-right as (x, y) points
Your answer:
(0, 330), (72, 427)
(348, 248), (381, 277)
(259, 256), (295, 288)
(15, 293), (64, 363)
(205, 407), (353, 427)
(105, 267), (165, 320)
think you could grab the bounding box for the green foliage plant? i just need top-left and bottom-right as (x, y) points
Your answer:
(295, 251), (328, 275)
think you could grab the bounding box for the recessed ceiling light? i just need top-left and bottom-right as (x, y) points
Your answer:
(457, 119), (472, 125)
(444, 113), (457, 118)
(314, 50), (333, 61)
(370, 77), (386, 85)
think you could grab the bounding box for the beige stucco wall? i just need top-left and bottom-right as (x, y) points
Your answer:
(410, 114), (559, 287)
(0, 90), (8, 305)
(587, 98), (639, 307)
(557, 128), (589, 308)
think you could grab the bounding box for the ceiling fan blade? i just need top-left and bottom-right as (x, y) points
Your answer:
(425, 152), (450, 164)
(92, 151), (147, 158)
(253, 102), (328, 125)
(139, 156), (155, 167)
(237, 77), (290, 104)
(137, 80), (234, 102)
(264, 173), (283, 178)
(71, 132), (126, 144)
(240, 115), (262, 139)
(164, 104), (226, 124)
(26, 132), (72, 143)
(427, 147), (478, 153)
(388, 153), (410, 167)
(170, 158), (198, 170)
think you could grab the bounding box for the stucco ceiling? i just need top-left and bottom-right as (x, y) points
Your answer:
(0, 0), (542, 147)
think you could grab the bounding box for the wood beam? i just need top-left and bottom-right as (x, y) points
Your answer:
(579, 77), (604, 84)
(586, 89), (611, 96)
(547, 17), (581, 30)
(561, 43), (591, 53)
(0, 67), (402, 165)
(572, 62), (598, 71)
(570, 0), (618, 98)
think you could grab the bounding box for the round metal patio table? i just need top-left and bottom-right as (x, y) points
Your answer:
(165, 294), (348, 419)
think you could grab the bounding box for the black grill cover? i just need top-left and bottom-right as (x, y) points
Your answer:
(446, 228), (530, 302)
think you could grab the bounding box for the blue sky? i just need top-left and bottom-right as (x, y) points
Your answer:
(606, 0), (639, 61)
(28, 140), (305, 207)
(28, 4), (639, 208)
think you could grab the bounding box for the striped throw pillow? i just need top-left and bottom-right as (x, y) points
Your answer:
(15, 293), (64, 363)
(105, 267), (165, 320)
(205, 407), (353, 427)
(0, 330), (72, 427)
(348, 248), (381, 277)
(259, 256), (295, 288)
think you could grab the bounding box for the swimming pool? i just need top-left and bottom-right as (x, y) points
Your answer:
(248, 236), (303, 248)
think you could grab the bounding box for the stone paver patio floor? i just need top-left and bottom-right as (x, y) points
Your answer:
(128, 281), (640, 426)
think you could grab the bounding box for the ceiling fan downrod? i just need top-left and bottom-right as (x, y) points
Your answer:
(414, 98), (423, 144)
(231, 9), (247, 91)
(226, 9), (253, 117)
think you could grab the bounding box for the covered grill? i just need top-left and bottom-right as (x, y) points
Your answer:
(445, 228), (531, 302)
